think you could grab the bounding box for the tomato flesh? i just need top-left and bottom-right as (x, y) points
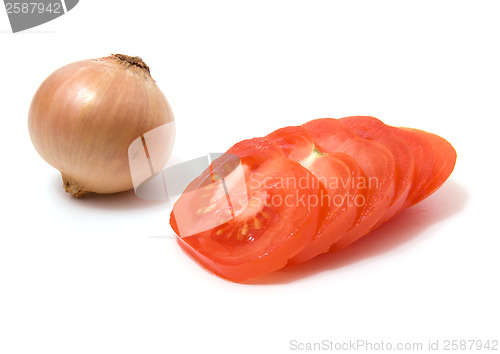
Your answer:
(170, 137), (326, 282)
(302, 118), (396, 251)
(266, 126), (363, 263)
(339, 116), (415, 222)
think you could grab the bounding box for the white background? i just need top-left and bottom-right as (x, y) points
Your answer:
(1, 1), (499, 353)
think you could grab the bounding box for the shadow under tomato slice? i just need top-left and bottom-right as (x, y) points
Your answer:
(170, 138), (326, 283)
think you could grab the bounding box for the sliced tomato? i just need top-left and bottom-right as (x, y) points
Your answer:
(265, 126), (315, 162)
(339, 116), (415, 222)
(400, 128), (457, 205)
(266, 126), (362, 263)
(170, 137), (326, 283)
(170, 118), (456, 281)
(389, 127), (435, 208)
(302, 118), (396, 251)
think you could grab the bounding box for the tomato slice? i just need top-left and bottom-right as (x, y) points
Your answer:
(339, 116), (415, 222)
(266, 126), (363, 263)
(389, 127), (435, 208)
(302, 118), (396, 251)
(400, 128), (457, 205)
(265, 125), (315, 162)
(170, 137), (326, 283)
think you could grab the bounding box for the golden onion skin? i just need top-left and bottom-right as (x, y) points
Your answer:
(28, 54), (175, 197)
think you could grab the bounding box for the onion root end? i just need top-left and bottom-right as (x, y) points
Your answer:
(61, 173), (89, 198)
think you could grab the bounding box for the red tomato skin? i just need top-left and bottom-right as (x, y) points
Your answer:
(302, 118), (396, 251)
(339, 116), (415, 223)
(400, 128), (457, 205)
(266, 125), (365, 263)
(389, 127), (435, 208)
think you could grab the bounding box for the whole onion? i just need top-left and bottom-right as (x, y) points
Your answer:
(28, 54), (175, 198)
